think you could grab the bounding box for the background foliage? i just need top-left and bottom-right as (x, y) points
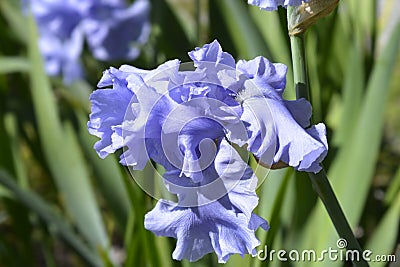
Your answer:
(0, 0), (399, 266)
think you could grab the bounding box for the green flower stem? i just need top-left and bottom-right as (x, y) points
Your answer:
(308, 170), (369, 267)
(290, 33), (309, 100)
(288, 8), (369, 267)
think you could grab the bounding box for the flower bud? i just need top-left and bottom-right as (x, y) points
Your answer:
(288, 0), (339, 36)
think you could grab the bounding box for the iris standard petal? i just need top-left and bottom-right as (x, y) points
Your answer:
(160, 96), (244, 182)
(237, 56), (287, 98)
(188, 39), (236, 69)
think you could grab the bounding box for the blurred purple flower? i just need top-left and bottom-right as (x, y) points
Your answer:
(84, 0), (150, 61)
(248, 0), (308, 11)
(26, 0), (150, 83)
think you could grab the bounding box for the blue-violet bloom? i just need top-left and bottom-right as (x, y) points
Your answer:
(88, 39), (328, 262)
(25, 0), (150, 83)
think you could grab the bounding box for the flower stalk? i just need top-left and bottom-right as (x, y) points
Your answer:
(287, 6), (369, 267)
(289, 33), (309, 100)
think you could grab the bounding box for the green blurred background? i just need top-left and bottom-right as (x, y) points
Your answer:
(0, 0), (399, 266)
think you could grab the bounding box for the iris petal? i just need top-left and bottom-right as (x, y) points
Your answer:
(237, 56), (327, 172)
(145, 200), (268, 263)
(145, 141), (268, 263)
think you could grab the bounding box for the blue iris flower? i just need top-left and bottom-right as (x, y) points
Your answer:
(26, 0), (150, 83)
(88, 40), (328, 262)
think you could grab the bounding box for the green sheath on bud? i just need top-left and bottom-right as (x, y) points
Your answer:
(288, 0), (339, 36)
